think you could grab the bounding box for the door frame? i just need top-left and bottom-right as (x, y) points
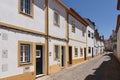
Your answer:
(61, 45), (66, 68)
(84, 48), (87, 60)
(35, 43), (45, 77)
(68, 46), (72, 65)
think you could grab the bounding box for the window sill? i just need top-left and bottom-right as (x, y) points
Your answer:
(18, 62), (33, 67)
(54, 23), (60, 27)
(19, 11), (33, 19)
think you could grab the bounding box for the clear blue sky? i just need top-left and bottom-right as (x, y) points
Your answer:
(62, 0), (119, 39)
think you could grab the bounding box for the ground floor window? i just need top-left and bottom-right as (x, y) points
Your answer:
(88, 47), (91, 54)
(80, 48), (83, 56)
(75, 47), (78, 57)
(18, 41), (33, 66)
(54, 45), (60, 60)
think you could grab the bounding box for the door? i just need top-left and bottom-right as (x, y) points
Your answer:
(36, 45), (43, 75)
(84, 48), (86, 60)
(69, 46), (72, 64)
(61, 46), (65, 67)
(92, 47), (94, 58)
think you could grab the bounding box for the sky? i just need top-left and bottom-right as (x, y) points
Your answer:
(62, 0), (119, 39)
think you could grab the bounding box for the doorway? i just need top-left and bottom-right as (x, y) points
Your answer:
(61, 46), (66, 67)
(84, 48), (87, 60)
(36, 45), (44, 76)
(69, 46), (72, 65)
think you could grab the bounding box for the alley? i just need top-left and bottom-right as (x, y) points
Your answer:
(37, 52), (120, 80)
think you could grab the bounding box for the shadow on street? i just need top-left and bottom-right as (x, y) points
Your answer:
(85, 53), (120, 80)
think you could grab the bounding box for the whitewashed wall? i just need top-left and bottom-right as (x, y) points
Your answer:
(0, 27), (45, 78)
(48, 0), (66, 38)
(69, 15), (86, 42)
(87, 26), (94, 57)
(69, 40), (86, 59)
(0, 0), (45, 33)
(48, 38), (66, 66)
(68, 14), (87, 59)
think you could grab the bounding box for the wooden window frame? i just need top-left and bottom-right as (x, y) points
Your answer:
(18, 41), (33, 67)
(18, 0), (34, 18)
(53, 10), (60, 27)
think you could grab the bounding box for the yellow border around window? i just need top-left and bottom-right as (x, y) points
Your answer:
(53, 10), (60, 27)
(18, 40), (33, 67)
(18, 0), (34, 19)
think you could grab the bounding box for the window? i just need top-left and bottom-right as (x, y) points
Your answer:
(54, 11), (60, 26)
(20, 44), (32, 64)
(91, 33), (94, 39)
(80, 48), (83, 56)
(20, 0), (33, 16)
(88, 47), (91, 54)
(72, 21), (76, 33)
(88, 31), (90, 37)
(54, 45), (60, 60)
(75, 47), (78, 57)
(82, 31), (85, 37)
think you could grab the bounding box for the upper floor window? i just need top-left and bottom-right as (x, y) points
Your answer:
(91, 33), (94, 39)
(88, 30), (90, 37)
(54, 11), (60, 26)
(20, 0), (33, 16)
(72, 21), (76, 33)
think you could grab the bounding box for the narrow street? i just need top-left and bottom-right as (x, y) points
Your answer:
(37, 52), (120, 80)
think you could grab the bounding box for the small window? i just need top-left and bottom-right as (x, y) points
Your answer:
(88, 31), (90, 37)
(80, 48), (83, 56)
(91, 33), (94, 39)
(82, 31), (85, 37)
(20, 44), (32, 64)
(88, 47), (91, 54)
(75, 47), (78, 57)
(54, 45), (60, 60)
(20, 0), (33, 16)
(72, 21), (76, 33)
(54, 11), (60, 26)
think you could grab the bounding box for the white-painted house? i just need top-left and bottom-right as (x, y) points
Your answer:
(84, 18), (95, 58)
(0, 0), (48, 80)
(68, 8), (88, 65)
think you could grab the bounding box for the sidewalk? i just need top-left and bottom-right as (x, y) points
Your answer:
(36, 54), (104, 80)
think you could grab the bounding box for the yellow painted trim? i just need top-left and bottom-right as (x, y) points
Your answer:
(74, 46), (78, 57)
(45, 0), (49, 74)
(34, 43), (45, 76)
(69, 38), (86, 44)
(0, 72), (35, 80)
(49, 35), (66, 41)
(54, 44), (61, 61)
(18, 0), (34, 19)
(0, 22), (46, 35)
(72, 58), (84, 65)
(53, 10), (60, 27)
(49, 64), (61, 74)
(18, 40), (33, 67)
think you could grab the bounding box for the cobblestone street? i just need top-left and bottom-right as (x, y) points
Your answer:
(37, 52), (120, 80)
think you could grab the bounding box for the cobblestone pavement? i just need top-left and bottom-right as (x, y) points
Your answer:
(36, 52), (120, 80)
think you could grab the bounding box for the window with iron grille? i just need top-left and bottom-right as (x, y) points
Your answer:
(20, 44), (32, 64)
(20, 0), (32, 16)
